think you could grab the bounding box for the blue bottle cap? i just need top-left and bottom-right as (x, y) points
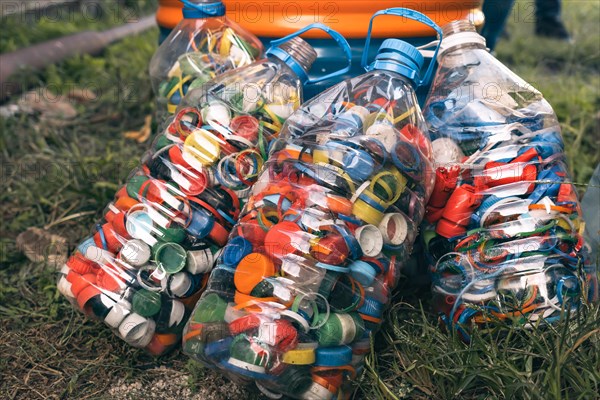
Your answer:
(221, 237), (253, 267)
(205, 336), (233, 359)
(349, 260), (377, 287)
(314, 346), (353, 367)
(186, 206), (215, 238)
(372, 39), (424, 86)
(357, 297), (384, 318)
(342, 149), (375, 182)
(181, 0), (225, 19)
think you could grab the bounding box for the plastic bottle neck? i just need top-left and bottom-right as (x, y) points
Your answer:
(439, 20), (487, 57)
(267, 37), (317, 83)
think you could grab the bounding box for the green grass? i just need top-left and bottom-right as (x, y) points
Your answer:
(0, 0), (598, 399)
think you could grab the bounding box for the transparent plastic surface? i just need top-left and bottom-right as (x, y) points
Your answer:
(423, 26), (598, 340)
(182, 70), (434, 398)
(57, 56), (306, 356)
(149, 12), (263, 117)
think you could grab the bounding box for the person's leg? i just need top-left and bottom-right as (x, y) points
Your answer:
(534, 0), (571, 40)
(480, 0), (516, 51)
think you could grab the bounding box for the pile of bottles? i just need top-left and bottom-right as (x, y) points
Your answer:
(56, 2), (598, 397)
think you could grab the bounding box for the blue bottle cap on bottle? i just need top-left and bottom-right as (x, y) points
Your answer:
(181, 0), (225, 19)
(371, 39), (424, 86)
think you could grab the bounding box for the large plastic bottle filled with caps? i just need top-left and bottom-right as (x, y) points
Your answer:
(181, 9), (439, 398)
(56, 24), (350, 356)
(422, 20), (598, 341)
(149, 0), (263, 117)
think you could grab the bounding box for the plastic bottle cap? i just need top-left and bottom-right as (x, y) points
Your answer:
(57, 275), (75, 299)
(282, 347), (316, 365)
(147, 332), (178, 355)
(186, 248), (215, 274)
(120, 239), (151, 267)
(316, 313), (357, 346)
(153, 242), (187, 274)
(349, 260), (377, 287)
(157, 225), (187, 244)
(118, 313), (155, 347)
(202, 103), (231, 128)
(378, 213), (409, 245)
(230, 115), (260, 142)
(66, 254), (96, 275)
(104, 301), (131, 328)
(314, 346), (353, 367)
(301, 381), (335, 399)
(354, 224), (383, 257)
(263, 221), (304, 259)
(222, 236), (253, 267)
(67, 272), (96, 297)
(164, 271), (192, 298)
(76, 285), (102, 311)
(126, 210), (154, 241)
(342, 149), (375, 182)
(234, 253), (276, 295)
(132, 289), (162, 317)
(183, 128), (221, 167)
(432, 137), (464, 164)
(185, 207), (215, 239)
(155, 299), (186, 332)
(192, 292), (228, 323)
(365, 123), (397, 153)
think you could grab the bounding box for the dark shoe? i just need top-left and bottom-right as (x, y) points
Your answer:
(535, 18), (573, 42)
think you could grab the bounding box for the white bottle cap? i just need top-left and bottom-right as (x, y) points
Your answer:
(168, 300), (186, 327)
(366, 123), (397, 152)
(354, 224), (384, 257)
(120, 239), (151, 267)
(378, 213), (409, 245)
(186, 248), (215, 274)
(432, 137), (464, 164)
(57, 276), (75, 300)
(118, 313), (155, 347)
(104, 301), (131, 329)
(164, 272), (192, 298)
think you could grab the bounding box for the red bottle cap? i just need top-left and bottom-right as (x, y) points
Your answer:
(311, 233), (349, 265)
(264, 221), (303, 259)
(66, 254), (96, 275)
(230, 115), (260, 142)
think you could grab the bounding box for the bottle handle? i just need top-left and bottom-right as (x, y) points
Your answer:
(361, 8), (443, 87)
(266, 23), (352, 85)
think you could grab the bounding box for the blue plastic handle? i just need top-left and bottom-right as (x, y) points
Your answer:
(267, 23), (352, 85)
(361, 8), (443, 87)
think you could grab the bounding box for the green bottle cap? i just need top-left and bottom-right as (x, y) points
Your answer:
(153, 242), (187, 274)
(132, 289), (162, 317)
(154, 135), (173, 151)
(157, 225), (187, 244)
(126, 175), (149, 199)
(230, 335), (266, 366)
(191, 293), (228, 323)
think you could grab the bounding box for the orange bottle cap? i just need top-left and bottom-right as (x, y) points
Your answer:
(234, 253), (276, 295)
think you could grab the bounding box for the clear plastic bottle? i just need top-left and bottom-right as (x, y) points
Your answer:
(149, 0), (263, 117)
(181, 9), (440, 398)
(56, 24), (351, 356)
(422, 20), (598, 340)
